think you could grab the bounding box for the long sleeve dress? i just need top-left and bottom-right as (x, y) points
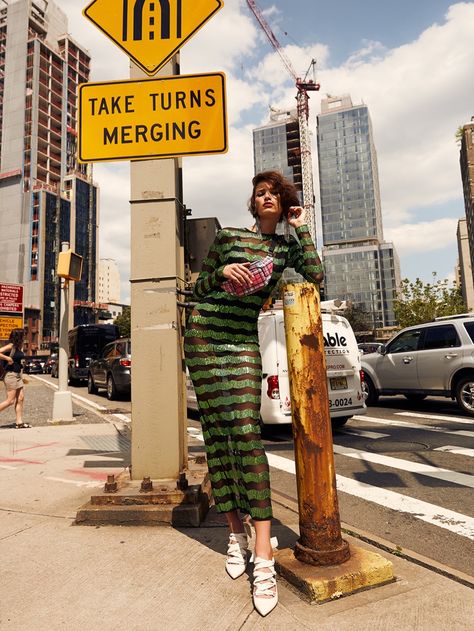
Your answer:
(184, 225), (323, 520)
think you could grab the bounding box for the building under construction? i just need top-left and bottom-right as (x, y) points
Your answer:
(0, 0), (99, 352)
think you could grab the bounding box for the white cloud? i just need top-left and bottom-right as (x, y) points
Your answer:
(385, 218), (459, 256)
(59, 1), (474, 300)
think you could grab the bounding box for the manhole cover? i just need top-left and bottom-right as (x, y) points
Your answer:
(81, 435), (130, 453)
(366, 439), (430, 453)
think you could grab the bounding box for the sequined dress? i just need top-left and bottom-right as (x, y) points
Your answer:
(184, 226), (323, 520)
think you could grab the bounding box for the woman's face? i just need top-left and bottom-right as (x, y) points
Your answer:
(253, 181), (282, 221)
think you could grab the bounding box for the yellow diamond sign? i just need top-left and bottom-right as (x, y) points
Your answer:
(84, 0), (224, 76)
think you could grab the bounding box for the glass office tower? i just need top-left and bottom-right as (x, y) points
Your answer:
(0, 0), (99, 350)
(253, 108), (303, 194)
(317, 95), (400, 330)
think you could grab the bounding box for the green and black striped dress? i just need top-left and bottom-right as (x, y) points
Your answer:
(184, 225), (323, 520)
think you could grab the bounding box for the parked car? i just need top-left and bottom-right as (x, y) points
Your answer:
(361, 314), (474, 416)
(87, 338), (131, 400)
(358, 342), (384, 355)
(44, 353), (58, 374)
(23, 357), (44, 374)
(68, 324), (120, 384)
(187, 307), (366, 428)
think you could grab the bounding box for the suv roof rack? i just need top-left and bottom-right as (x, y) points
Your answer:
(433, 313), (474, 321)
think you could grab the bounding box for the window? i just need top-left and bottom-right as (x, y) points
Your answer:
(388, 330), (421, 353)
(463, 321), (474, 343)
(421, 325), (460, 350)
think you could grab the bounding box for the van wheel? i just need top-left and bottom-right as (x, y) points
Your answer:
(331, 417), (350, 429)
(362, 375), (379, 405)
(107, 374), (118, 401)
(88, 373), (98, 395)
(455, 375), (474, 416)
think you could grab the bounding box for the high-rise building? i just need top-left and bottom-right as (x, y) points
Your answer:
(317, 94), (400, 330)
(456, 218), (474, 311)
(253, 108), (303, 195)
(460, 117), (474, 287)
(0, 0), (98, 353)
(98, 258), (121, 304)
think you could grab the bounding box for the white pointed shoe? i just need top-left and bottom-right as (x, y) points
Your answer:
(225, 532), (249, 579)
(252, 556), (278, 617)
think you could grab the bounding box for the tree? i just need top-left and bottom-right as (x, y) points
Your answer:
(114, 306), (131, 337)
(393, 274), (466, 328)
(344, 304), (372, 333)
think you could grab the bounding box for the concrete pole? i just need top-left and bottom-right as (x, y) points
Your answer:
(283, 283), (350, 565)
(52, 242), (74, 422)
(129, 55), (187, 481)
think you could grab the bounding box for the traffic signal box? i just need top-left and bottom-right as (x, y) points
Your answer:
(57, 250), (83, 281)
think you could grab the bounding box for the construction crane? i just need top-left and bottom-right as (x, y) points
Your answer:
(246, 0), (320, 242)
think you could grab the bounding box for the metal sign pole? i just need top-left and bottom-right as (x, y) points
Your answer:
(52, 242), (74, 422)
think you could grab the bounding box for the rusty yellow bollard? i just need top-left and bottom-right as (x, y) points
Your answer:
(283, 283), (350, 565)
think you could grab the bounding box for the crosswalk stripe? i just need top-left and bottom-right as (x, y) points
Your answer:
(189, 427), (474, 539)
(264, 452), (474, 540)
(354, 415), (474, 438)
(333, 443), (474, 488)
(434, 445), (474, 458)
(339, 428), (389, 439)
(396, 411), (473, 425)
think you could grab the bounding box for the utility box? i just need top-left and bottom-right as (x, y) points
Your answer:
(186, 217), (221, 281)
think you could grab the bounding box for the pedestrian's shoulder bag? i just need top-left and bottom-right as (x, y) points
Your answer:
(0, 346), (15, 381)
(221, 239), (275, 297)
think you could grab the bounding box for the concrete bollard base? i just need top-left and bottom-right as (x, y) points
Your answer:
(75, 463), (211, 527)
(275, 544), (394, 604)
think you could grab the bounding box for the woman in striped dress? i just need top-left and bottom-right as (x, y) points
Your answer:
(184, 171), (323, 616)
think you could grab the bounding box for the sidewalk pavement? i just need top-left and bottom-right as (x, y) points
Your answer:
(1, 381), (473, 630)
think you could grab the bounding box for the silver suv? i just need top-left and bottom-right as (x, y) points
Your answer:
(361, 314), (474, 416)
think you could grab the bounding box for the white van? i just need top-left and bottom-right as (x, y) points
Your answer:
(258, 307), (366, 428)
(186, 305), (366, 428)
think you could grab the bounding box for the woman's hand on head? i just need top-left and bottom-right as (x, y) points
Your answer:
(223, 262), (253, 287)
(286, 206), (306, 228)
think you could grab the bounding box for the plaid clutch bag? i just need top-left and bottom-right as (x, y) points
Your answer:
(221, 256), (274, 296)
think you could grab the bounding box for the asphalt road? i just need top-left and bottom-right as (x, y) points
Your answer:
(260, 396), (474, 578)
(11, 377), (473, 579)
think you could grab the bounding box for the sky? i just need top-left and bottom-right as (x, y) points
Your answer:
(61, 0), (474, 303)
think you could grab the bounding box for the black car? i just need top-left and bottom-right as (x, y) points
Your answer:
(68, 324), (120, 384)
(87, 338), (131, 400)
(23, 357), (44, 374)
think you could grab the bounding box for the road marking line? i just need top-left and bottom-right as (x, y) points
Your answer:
(396, 411), (473, 425)
(339, 428), (389, 439)
(112, 413), (131, 423)
(13, 442), (59, 453)
(354, 415), (474, 438)
(33, 375), (120, 413)
(435, 445), (474, 458)
(189, 429), (474, 539)
(263, 453), (474, 540)
(333, 444), (474, 488)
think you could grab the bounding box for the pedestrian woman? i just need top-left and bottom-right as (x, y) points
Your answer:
(0, 328), (30, 429)
(184, 171), (323, 616)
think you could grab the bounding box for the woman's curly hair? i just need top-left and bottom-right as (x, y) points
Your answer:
(9, 328), (25, 348)
(248, 170), (300, 221)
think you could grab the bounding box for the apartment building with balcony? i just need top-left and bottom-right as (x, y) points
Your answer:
(0, 0), (98, 352)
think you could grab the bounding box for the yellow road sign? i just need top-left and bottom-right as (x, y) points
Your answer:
(0, 315), (23, 341)
(78, 72), (227, 163)
(83, 0), (224, 76)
